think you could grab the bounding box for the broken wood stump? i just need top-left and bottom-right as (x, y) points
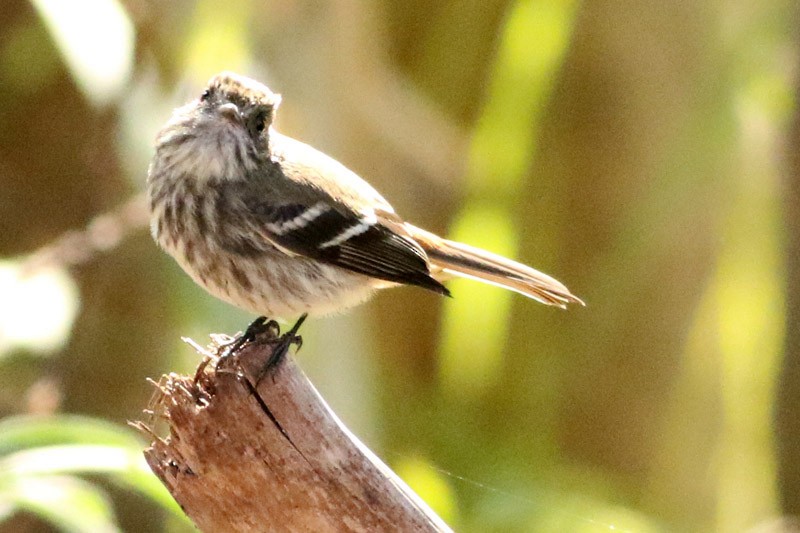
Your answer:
(137, 325), (451, 533)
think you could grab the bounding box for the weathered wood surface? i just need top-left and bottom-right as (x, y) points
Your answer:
(140, 329), (451, 533)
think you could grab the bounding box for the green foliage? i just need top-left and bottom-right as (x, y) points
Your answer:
(0, 416), (190, 532)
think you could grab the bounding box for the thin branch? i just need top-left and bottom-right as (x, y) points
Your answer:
(20, 193), (149, 275)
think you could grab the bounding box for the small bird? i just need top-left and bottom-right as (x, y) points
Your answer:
(147, 72), (582, 323)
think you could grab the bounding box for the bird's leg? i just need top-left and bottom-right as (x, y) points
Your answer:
(253, 313), (308, 386)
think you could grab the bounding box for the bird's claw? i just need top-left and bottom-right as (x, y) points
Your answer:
(218, 315), (275, 360)
(254, 313), (308, 385)
(214, 314), (308, 386)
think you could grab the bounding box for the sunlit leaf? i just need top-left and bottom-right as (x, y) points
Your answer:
(0, 443), (185, 521)
(439, 205), (515, 394)
(1, 474), (120, 533)
(0, 415), (141, 455)
(439, 0), (579, 395)
(30, 0), (134, 106)
(0, 262), (80, 358)
(393, 455), (458, 527)
(183, 0), (253, 84)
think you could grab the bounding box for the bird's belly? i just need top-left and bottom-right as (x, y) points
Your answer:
(164, 237), (376, 319)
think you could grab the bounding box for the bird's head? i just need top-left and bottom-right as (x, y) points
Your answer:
(151, 72), (282, 183)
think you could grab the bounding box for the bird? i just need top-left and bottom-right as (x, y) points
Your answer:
(147, 72), (583, 330)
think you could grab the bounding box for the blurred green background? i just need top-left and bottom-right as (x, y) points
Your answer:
(1, 0), (798, 531)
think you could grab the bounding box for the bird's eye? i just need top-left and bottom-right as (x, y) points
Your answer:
(246, 108), (268, 138)
(200, 88), (212, 101)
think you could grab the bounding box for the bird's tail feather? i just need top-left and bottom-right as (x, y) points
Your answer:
(407, 225), (584, 308)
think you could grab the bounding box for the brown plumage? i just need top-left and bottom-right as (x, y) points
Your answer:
(147, 72), (583, 319)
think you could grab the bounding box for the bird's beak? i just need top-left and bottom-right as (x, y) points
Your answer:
(217, 102), (243, 125)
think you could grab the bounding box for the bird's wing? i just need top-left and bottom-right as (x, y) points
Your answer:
(245, 199), (450, 295)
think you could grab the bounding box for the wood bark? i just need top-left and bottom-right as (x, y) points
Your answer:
(139, 330), (451, 533)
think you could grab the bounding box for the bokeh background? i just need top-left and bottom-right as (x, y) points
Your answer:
(1, 0), (798, 531)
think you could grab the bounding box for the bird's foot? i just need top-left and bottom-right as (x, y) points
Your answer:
(218, 316), (280, 360)
(214, 314), (308, 386)
(253, 313), (307, 386)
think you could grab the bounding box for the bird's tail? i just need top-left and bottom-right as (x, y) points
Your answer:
(407, 224), (584, 308)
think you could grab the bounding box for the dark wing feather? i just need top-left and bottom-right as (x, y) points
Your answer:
(249, 201), (450, 296)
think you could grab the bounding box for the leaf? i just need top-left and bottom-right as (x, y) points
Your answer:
(0, 415), (142, 455)
(0, 416), (189, 523)
(0, 474), (120, 533)
(0, 444), (186, 521)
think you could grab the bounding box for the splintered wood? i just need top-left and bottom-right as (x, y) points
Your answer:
(138, 332), (450, 533)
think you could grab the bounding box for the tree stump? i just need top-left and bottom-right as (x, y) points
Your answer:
(137, 325), (451, 533)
